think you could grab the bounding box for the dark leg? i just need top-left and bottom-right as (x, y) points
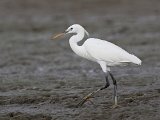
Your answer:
(77, 72), (110, 107)
(109, 72), (118, 107)
(100, 72), (110, 90)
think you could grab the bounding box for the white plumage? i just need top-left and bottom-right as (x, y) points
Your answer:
(66, 24), (141, 72)
(84, 38), (141, 66)
(54, 24), (142, 107)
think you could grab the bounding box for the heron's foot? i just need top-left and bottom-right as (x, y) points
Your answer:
(76, 89), (101, 107)
(111, 104), (121, 109)
(76, 92), (94, 107)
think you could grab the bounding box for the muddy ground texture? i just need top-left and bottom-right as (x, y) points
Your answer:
(0, 0), (160, 120)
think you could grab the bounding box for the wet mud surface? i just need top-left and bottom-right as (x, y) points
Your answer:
(0, 0), (160, 120)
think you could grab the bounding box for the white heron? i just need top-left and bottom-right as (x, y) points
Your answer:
(53, 24), (142, 108)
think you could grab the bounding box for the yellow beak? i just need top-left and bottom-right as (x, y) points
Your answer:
(51, 33), (65, 40)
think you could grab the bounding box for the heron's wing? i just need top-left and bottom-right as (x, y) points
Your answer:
(83, 38), (138, 65)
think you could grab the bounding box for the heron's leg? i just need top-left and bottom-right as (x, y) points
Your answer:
(76, 88), (101, 107)
(100, 72), (110, 90)
(108, 72), (119, 108)
(77, 72), (110, 107)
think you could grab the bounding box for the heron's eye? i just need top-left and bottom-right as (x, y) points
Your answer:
(70, 28), (73, 30)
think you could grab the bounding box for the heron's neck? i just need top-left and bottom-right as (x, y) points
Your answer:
(69, 31), (86, 57)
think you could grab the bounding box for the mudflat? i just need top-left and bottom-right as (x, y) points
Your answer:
(0, 0), (160, 120)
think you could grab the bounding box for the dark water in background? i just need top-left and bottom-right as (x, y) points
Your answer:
(0, 0), (160, 120)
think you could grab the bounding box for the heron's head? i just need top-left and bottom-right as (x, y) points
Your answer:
(52, 24), (89, 39)
(65, 24), (83, 34)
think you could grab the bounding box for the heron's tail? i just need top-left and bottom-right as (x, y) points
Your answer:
(129, 54), (142, 65)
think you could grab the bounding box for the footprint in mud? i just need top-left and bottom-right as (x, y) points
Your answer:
(118, 92), (145, 106)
